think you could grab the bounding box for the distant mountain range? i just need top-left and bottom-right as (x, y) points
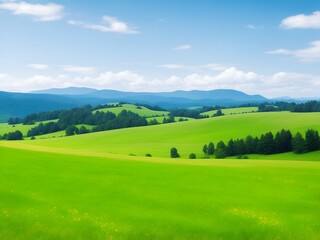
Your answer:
(0, 87), (311, 121)
(32, 87), (268, 108)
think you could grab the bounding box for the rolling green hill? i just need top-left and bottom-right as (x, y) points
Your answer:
(3, 112), (319, 158)
(201, 107), (258, 117)
(0, 120), (58, 136)
(93, 104), (169, 117)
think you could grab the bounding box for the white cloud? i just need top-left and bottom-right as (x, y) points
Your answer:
(266, 49), (292, 55)
(62, 66), (95, 74)
(68, 16), (139, 34)
(1, 68), (319, 98)
(27, 64), (49, 70)
(0, 1), (64, 21)
(281, 11), (320, 29)
(267, 40), (320, 61)
(173, 44), (192, 51)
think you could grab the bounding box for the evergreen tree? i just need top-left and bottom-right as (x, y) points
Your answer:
(226, 139), (235, 156)
(274, 129), (292, 153)
(234, 139), (247, 155)
(292, 132), (306, 154)
(202, 144), (208, 154)
(207, 142), (215, 155)
(215, 141), (227, 159)
(305, 129), (320, 152)
(258, 132), (275, 154)
(245, 135), (256, 154)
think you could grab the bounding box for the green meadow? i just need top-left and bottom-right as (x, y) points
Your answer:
(1, 146), (319, 240)
(1, 110), (319, 239)
(201, 107), (258, 117)
(10, 112), (319, 158)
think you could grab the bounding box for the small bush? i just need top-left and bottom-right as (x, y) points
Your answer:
(189, 153), (196, 159)
(145, 153), (152, 157)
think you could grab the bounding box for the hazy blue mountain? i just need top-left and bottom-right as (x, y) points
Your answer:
(0, 88), (270, 121)
(79, 89), (267, 108)
(0, 91), (106, 121)
(32, 87), (97, 95)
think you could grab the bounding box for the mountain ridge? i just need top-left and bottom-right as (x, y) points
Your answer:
(1, 88), (270, 121)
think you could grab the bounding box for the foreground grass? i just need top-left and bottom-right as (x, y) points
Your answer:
(1, 146), (320, 239)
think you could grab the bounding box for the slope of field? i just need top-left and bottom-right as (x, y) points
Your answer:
(1, 146), (319, 239)
(3, 112), (320, 158)
(201, 107), (258, 117)
(93, 104), (169, 117)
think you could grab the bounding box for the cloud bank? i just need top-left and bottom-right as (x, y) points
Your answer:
(0, 67), (319, 98)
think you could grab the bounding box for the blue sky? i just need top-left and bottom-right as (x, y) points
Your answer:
(0, 0), (320, 97)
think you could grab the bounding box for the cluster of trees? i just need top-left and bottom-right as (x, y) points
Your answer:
(258, 101), (320, 113)
(0, 130), (23, 140)
(91, 110), (148, 132)
(92, 103), (122, 111)
(169, 109), (209, 119)
(25, 109), (148, 137)
(134, 103), (166, 111)
(170, 129), (319, 159)
(201, 129), (319, 159)
(8, 110), (63, 125)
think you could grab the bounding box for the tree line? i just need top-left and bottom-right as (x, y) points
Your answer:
(170, 129), (320, 159)
(25, 109), (149, 137)
(258, 101), (320, 113)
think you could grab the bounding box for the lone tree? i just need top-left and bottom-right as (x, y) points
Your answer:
(207, 142), (215, 155)
(213, 109), (224, 117)
(170, 147), (180, 158)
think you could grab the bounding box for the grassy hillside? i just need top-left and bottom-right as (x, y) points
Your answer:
(1, 146), (319, 239)
(93, 104), (169, 117)
(201, 107), (258, 117)
(3, 112), (319, 158)
(0, 120), (58, 136)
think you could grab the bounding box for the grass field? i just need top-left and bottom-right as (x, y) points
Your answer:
(1, 146), (319, 239)
(8, 112), (319, 158)
(93, 104), (169, 117)
(229, 151), (320, 161)
(201, 107), (258, 117)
